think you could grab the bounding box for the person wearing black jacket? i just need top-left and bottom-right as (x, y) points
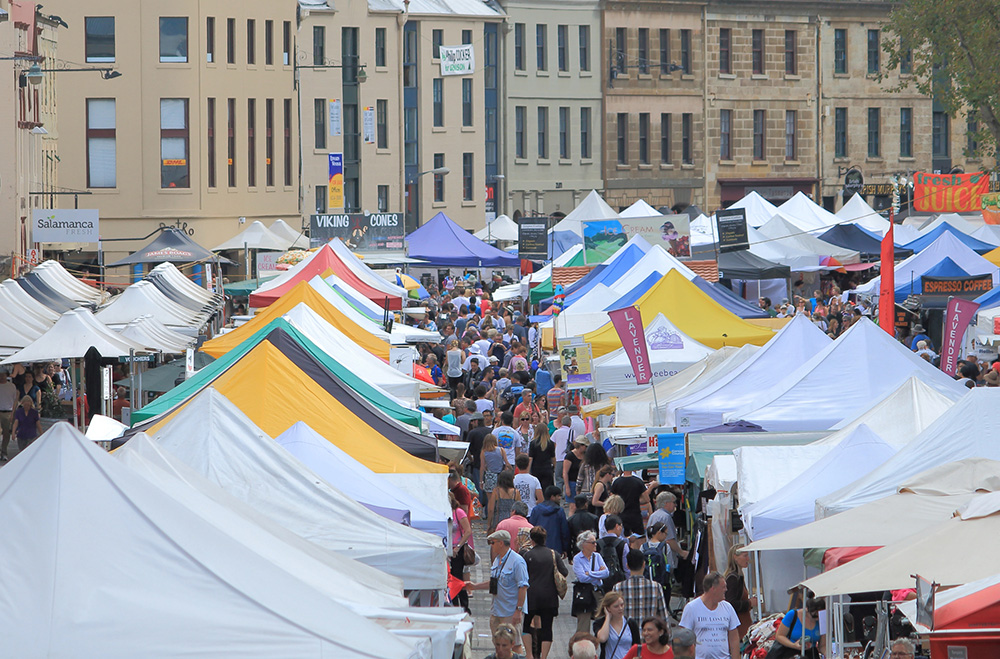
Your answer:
(522, 526), (569, 659)
(567, 495), (599, 558)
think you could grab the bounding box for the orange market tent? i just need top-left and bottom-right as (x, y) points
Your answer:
(580, 269), (775, 356)
(202, 280), (390, 359)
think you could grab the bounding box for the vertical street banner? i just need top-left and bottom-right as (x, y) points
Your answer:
(715, 208), (749, 252)
(607, 306), (652, 385)
(362, 106), (376, 144)
(328, 153), (344, 210)
(328, 99), (342, 137)
(940, 297), (980, 376)
(651, 429), (685, 484)
(912, 171), (989, 213)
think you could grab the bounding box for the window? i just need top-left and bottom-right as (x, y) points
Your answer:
(227, 98), (236, 187)
(615, 28), (626, 75)
(462, 30), (472, 45)
(682, 113), (692, 164)
(313, 26), (327, 65)
(375, 28), (386, 67)
(85, 17), (115, 63)
(900, 47), (913, 74)
(617, 113), (628, 165)
(463, 153), (474, 201)
(265, 20), (273, 66)
(265, 98), (274, 186)
(403, 28), (417, 88)
(834, 28), (847, 74)
(559, 106), (570, 159)
(432, 79), (444, 127)
(207, 98), (216, 187)
(462, 78), (473, 126)
(933, 111), (949, 158)
(86, 98), (116, 188)
(282, 21), (291, 65)
(659, 29), (671, 74)
(315, 186), (327, 213)
(752, 29), (763, 75)
(514, 23), (525, 71)
(404, 107), (417, 166)
(638, 28), (649, 74)
(314, 99), (326, 149)
(900, 107), (913, 158)
(868, 107), (880, 157)
(579, 26), (591, 71)
(753, 109), (765, 160)
(227, 18), (236, 64)
(515, 106), (526, 158)
(433, 153), (445, 202)
(558, 25), (568, 72)
(639, 112), (650, 163)
(159, 17), (188, 63)
(536, 25), (547, 71)
(377, 185), (389, 212)
(580, 107), (591, 159)
(835, 107), (848, 158)
(205, 17), (214, 63)
(538, 107), (549, 158)
(719, 28), (731, 74)
(680, 30), (691, 74)
(720, 109), (732, 160)
(867, 29), (880, 74)
(785, 110), (796, 160)
(968, 114), (979, 154)
(284, 98), (293, 186)
(247, 98), (256, 186)
(377, 99), (388, 149)
(660, 113), (671, 164)
(160, 98), (189, 188)
(247, 19), (255, 65)
(784, 30), (797, 75)
(433, 29), (443, 59)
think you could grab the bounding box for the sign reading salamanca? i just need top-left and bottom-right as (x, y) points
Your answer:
(32, 209), (100, 243)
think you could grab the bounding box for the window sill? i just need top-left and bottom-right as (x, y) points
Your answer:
(866, 72), (881, 79)
(681, 73), (695, 81)
(432, 201), (447, 208)
(376, 148), (391, 155)
(375, 66), (389, 73)
(537, 159), (552, 165)
(514, 70), (528, 76)
(638, 163), (653, 170)
(719, 159), (737, 166)
(247, 64), (258, 71)
(616, 164), (630, 171)
(313, 148), (331, 155)
(580, 71), (593, 77)
(559, 158), (573, 165)
(866, 157), (884, 163)
(718, 72), (736, 79)
(751, 160), (768, 166)
(613, 72), (629, 81)
(833, 72), (850, 79)
(461, 126), (475, 132)
(637, 73), (653, 80)
(660, 163), (674, 170)
(558, 71), (571, 77)
(432, 126), (446, 133)
(784, 73), (801, 80)
(580, 158), (593, 165)
(514, 157), (529, 165)
(681, 163), (695, 170)
(537, 70), (550, 77)
(784, 160), (801, 165)
(462, 200), (476, 207)
(833, 157), (850, 163)
(659, 74), (675, 80)
(751, 73), (767, 80)
(899, 156), (916, 162)
(158, 187), (194, 194)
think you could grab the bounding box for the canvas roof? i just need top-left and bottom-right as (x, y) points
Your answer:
(777, 192), (842, 232)
(141, 389), (447, 590)
(309, 276), (438, 345)
(724, 318), (966, 432)
(0, 278), (60, 324)
(735, 443), (834, 508)
(406, 212), (519, 268)
(837, 194), (890, 234)
(674, 314), (831, 431)
(474, 214), (519, 242)
(117, 315), (196, 353)
(146, 262), (219, 308)
(0, 423), (424, 659)
(917, 212), (982, 235)
(551, 189), (620, 237)
(757, 213), (861, 263)
(691, 277), (772, 318)
(32, 260), (105, 305)
(728, 191), (780, 228)
(107, 227), (233, 267)
(202, 280), (390, 360)
(326, 238), (410, 299)
(2, 308), (148, 364)
(620, 200), (662, 218)
(213, 220), (290, 252)
(97, 280), (210, 331)
(901, 222), (995, 254)
(893, 256), (973, 303)
(819, 223), (911, 261)
(581, 269), (775, 355)
(18, 271), (80, 313)
(971, 223), (1000, 246)
(717, 249), (792, 280)
(269, 219), (311, 249)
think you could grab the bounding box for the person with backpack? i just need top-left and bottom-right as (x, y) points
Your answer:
(641, 522), (672, 597)
(596, 515), (628, 593)
(614, 550), (667, 623)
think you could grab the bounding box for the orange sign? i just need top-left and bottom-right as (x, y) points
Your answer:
(913, 171), (990, 213)
(162, 159), (187, 166)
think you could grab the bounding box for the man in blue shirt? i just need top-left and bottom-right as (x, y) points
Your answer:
(909, 323), (931, 351)
(467, 529), (530, 650)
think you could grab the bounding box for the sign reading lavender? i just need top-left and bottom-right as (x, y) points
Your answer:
(940, 298), (979, 376)
(607, 305), (652, 385)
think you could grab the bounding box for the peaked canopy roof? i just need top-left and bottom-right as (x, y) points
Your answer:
(837, 193), (890, 234)
(717, 249), (792, 280)
(33, 260), (105, 305)
(857, 230), (1000, 294)
(620, 200), (662, 218)
(777, 192), (841, 232)
(1, 423), (423, 659)
(18, 271), (80, 312)
(820, 223), (911, 261)
(894, 256), (973, 303)
(117, 315), (196, 353)
(0, 278), (60, 324)
(107, 227), (234, 267)
(757, 213), (861, 263)
(212, 220), (290, 252)
(725, 317), (966, 432)
(971, 223), (1000, 246)
(406, 212), (519, 267)
(474, 214), (519, 242)
(691, 277), (772, 319)
(1, 308), (148, 364)
(551, 189), (620, 237)
(728, 191), (780, 228)
(97, 280), (210, 331)
(326, 239), (410, 298)
(901, 222), (995, 254)
(269, 219), (311, 249)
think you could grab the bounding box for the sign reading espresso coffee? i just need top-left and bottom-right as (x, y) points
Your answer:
(921, 274), (993, 297)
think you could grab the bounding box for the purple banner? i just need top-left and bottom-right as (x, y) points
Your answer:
(940, 297), (979, 376)
(608, 306), (652, 385)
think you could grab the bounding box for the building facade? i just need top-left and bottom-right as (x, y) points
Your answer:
(499, 0), (603, 221)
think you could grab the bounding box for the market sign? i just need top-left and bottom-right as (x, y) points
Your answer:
(557, 338), (593, 389)
(920, 274), (993, 297)
(517, 218), (548, 260)
(32, 209), (100, 243)
(715, 207), (749, 253)
(843, 168), (863, 197)
(913, 171), (990, 213)
(309, 212), (404, 251)
(651, 429), (685, 484)
(608, 306), (652, 385)
(981, 192), (1000, 225)
(439, 44), (475, 76)
(940, 298), (979, 376)
(618, 214), (691, 258)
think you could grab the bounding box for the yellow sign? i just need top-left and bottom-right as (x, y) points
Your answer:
(162, 159), (187, 166)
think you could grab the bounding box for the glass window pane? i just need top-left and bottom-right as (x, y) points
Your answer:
(88, 99), (116, 129)
(159, 17), (188, 63)
(160, 99), (187, 129)
(89, 138), (116, 188)
(86, 17), (115, 63)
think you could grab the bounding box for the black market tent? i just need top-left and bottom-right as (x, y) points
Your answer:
(820, 224), (913, 262)
(107, 227), (235, 268)
(717, 250), (792, 281)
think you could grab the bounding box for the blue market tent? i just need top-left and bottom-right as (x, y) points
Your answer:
(974, 283), (1000, 310)
(605, 272), (768, 319)
(406, 212), (520, 268)
(901, 223), (995, 255)
(820, 224), (912, 261)
(894, 256), (972, 302)
(548, 230), (583, 260)
(539, 243), (646, 308)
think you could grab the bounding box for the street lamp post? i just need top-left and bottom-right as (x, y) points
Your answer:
(405, 166), (450, 234)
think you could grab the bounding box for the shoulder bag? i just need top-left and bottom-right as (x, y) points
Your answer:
(552, 550), (568, 599)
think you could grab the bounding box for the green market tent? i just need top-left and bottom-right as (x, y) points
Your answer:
(528, 249), (586, 304)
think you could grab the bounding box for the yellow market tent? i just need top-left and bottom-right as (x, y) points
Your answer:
(984, 245), (1000, 268)
(145, 341), (442, 475)
(580, 270), (775, 356)
(203, 280), (390, 359)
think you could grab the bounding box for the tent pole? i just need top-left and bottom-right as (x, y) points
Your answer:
(71, 358), (79, 431)
(754, 550), (763, 621)
(650, 378), (662, 427)
(129, 349), (136, 413)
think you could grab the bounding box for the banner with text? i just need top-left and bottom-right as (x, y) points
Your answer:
(518, 218), (549, 260)
(940, 297), (980, 376)
(362, 106), (375, 144)
(619, 214), (691, 258)
(557, 338), (594, 389)
(913, 171), (990, 213)
(921, 274), (993, 298)
(328, 99), (342, 137)
(309, 212), (404, 250)
(608, 306), (652, 385)
(439, 44), (475, 76)
(32, 209), (100, 243)
(652, 429), (686, 484)
(328, 153), (344, 210)
(715, 208), (749, 253)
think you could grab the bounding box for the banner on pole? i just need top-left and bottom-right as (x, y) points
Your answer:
(940, 297), (979, 376)
(715, 208), (749, 253)
(362, 106), (375, 144)
(651, 429), (685, 484)
(878, 222), (896, 335)
(328, 153), (344, 210)
(608, 306), (652, 385)
(912, 171), (989, 213)
(328, 99), (342, 137)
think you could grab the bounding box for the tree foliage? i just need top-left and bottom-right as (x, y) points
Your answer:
(882, 0), (1000, 159)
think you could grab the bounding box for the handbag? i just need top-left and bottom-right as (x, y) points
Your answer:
(571, 554), (601, 615)
(552, 550), (567, 599)
(764, 610), (806, 659)
(461, 542), (476, 565)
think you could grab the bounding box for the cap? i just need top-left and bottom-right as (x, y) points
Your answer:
(489, 355), (499, 363)
(574, 434), (592, 446)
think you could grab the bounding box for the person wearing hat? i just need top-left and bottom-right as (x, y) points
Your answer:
(986, 362), (1000, 387)
(909, 324), (931, 351)
(467, 529), (530, 647)
(562, 433), (590, 500)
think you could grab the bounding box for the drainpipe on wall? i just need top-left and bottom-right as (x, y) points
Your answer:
(397, 6), (408, 229)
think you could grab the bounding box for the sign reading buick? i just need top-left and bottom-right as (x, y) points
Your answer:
(32, 209), (100, 243)
(310, 212), (404, 250)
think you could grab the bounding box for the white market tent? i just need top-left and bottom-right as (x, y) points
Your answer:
(917, 212), (982, 236)
(747, 223), (829, 271)
(836, 194), (890, 235)
(729, 191), (780, 228)
(0, 278), (60, 324)
(474, 214), (519, 242)
(96, 280), (210, 332)
(592, 313), (713, 397)
(212, 220), (291, 252)
(269, 218), (311, 249)
(149, 388), (448, 590)
(32, 260), (105, 305)
(327, 238), (410, 300)
(724, 318), (966, 432)
(147, 262), (219, 308)
(757, 213), (861, 263)
(746, 458), (1000, 552)
(0, 314), (43, 357)
(0, 423), (426, 659)
(550, 189), (620, 237)
(117, 315), (196, 353)
(777, 192), (842, 232)
(276, 422), (449, 539)
(1, 308), (147, 365)
(741, 424), (896, 541)
(972, 223), (1000, 246)
(690, 213), (716, 245)
(673, 314), (831, 431)
(816, 388), (1000, 518)
(620, 200), (662, 218)
(304, 276), (392, 341)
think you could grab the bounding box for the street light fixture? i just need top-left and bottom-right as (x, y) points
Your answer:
(22, 62), (122, 85)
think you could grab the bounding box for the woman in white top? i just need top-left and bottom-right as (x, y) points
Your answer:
(446, 339), (464, 398)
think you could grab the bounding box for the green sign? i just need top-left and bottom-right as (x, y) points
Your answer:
(118, 354), (157, 363)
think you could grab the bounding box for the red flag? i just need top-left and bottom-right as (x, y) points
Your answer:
(878, 220), (895, 335)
